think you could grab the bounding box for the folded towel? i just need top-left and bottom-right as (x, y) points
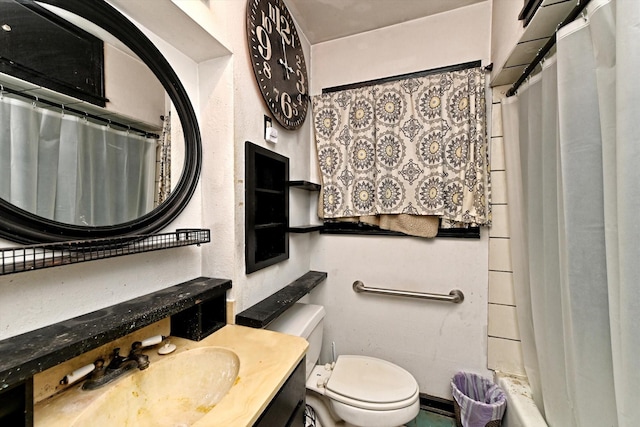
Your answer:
(360, 214), (439, 238)
(317, 188), (440, 238)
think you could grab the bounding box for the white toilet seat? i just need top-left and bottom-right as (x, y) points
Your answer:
(326, 387), (420, 411)
(326, 355), (418, 411)
(308, 355), (419, 411)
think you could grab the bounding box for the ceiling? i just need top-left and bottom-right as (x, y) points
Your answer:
(286, 0), (487, 44)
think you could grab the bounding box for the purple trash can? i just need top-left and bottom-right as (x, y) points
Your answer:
(451, 372), (507, 427)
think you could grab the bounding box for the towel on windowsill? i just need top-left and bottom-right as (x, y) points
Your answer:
(359, 214), (439, 238)
(316, 188), (440, 238)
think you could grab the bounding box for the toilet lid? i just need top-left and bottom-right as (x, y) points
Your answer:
(325, 355), (418, 409)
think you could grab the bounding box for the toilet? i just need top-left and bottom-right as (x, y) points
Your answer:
(267, 303), (420, 427)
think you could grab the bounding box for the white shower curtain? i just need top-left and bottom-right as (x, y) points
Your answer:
(0, 96), (157, 226)
(501, 0), (640, 425)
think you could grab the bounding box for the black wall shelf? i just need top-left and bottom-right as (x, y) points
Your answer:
(288, 180), (321, 191)
(288, 180), (322, 233)
(0, 229), (211, 276)
(288, 225), (324, 233)
(236, 270), (327, 328)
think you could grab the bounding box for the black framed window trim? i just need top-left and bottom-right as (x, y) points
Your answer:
(322, 60), (482, 94)
(519, 0), (543, 28)
(1, 0), (107, 106)
(321, 221), (480, 239)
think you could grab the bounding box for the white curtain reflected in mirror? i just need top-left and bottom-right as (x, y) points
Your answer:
(0, 95), (159, 226)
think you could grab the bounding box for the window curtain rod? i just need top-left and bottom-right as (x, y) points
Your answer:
(322, 60), (486, 94)
(506, 0), (592, 97)
(0, 84), (159, 138)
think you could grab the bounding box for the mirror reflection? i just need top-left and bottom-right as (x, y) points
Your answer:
(0, 0), (182, 227)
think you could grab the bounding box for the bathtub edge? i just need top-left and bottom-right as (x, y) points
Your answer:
(494, 372), (548, 427)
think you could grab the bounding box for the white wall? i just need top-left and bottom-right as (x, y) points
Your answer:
(0, 0), (317, 340)
(104, 43), (165, 129)
(212, 1), (317, 314)
(0, 2), (501, 404)
(490, 0), (525, 79)
(308, 3), (493, 399)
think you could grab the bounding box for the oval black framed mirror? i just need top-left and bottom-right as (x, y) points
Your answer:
(0, 0), (202, 244)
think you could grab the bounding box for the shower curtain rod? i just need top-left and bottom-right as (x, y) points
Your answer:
(322, 60), (487, 94)
(0, 84), (159, 138)
(506, 0), (591, 97)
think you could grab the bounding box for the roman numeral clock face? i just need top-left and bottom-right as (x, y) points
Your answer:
(247, 0), (309, 130)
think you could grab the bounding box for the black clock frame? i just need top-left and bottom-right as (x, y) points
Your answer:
(246, 0), (309, 130)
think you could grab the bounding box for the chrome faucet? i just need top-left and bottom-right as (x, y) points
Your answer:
(82, 341), (150, 390)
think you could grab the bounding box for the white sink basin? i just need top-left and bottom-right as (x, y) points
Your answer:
(69, 347), (239, 427)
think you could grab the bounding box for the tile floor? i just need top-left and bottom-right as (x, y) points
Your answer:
(406, 409), (456, 427)
(305, 405), (456, 427)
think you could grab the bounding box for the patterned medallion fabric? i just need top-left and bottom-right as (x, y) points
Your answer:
(312, 67), (491, 227)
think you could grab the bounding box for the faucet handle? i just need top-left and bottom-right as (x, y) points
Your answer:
(128, 335), (163, 358)
(139, 335), (164, 348)
(91, 359), (106, 378)
(107, 348), (126, 370)
(59, 362), (97, 385)
(128, 341), (150, 370)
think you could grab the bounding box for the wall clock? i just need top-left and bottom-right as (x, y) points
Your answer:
(247, 0), (308, 130)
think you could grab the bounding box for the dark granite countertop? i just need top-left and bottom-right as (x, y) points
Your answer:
(0, 276), (231, 389)
(236, 270), (327, 328)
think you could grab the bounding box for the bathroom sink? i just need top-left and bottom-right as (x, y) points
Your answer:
(69, 347), (239, 427)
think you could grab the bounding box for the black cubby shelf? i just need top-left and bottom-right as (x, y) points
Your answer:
(256, 187), (284, 195)
(255, 222), (286, 230)
(288, 180), (321, 191)
(245, 142), (290, 274)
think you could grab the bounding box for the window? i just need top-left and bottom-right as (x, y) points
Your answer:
(0, 0), (106, 106)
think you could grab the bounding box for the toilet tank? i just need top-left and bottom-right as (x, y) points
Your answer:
(266, 303), (325, 378)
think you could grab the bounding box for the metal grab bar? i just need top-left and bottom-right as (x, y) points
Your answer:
(352, 281), (464, 304)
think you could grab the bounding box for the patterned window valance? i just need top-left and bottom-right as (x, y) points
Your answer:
(312, 67), (491, 229)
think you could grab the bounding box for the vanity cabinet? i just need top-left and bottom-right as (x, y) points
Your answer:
(0, 277), (231, 427)
(0, 380), (32, 427)
(254, 358), (306, 427)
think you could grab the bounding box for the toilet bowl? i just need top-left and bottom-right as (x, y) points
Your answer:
(267, 303), (420, 427)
